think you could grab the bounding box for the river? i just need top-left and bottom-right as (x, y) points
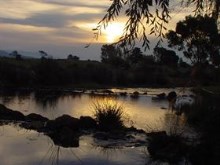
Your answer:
(0, 88), (193, 165)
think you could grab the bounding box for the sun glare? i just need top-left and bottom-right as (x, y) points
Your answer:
(104, 23), (124, 43)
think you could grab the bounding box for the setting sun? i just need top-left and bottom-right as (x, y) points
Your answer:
(104, 23), (124, 43)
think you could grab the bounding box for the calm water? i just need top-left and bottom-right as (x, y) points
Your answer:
(0, 88), (192, 165)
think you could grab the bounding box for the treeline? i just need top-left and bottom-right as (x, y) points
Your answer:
(0, 57), (188, 88)
(0, 47), (219, 88)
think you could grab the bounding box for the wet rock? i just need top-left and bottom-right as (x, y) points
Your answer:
(167, 91), (177, 102)
(130, 91), (139, 98)
(0, 104), (25, 121)
(174, 96), (194, 111)
(152, 93), (167, 101)
(26, 113), (49, 122)
(79, 116), (97, 129)
(119, 92), (127, 96)
(46, 115), (80, 131)
(101, 89), (114, 94)
(157, 93), (166, 99)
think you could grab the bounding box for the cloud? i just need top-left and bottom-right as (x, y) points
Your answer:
(35, 0), (110, 9)
(0, 0), (192, 59)
(0, 13), (71, 28)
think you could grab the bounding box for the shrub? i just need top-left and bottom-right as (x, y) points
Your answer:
(93, 101), (125, 131)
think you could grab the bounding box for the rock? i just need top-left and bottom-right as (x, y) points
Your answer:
(46, 115), (80, 131)
(174, 96), (194, 112)
(130, 91), (139, 98)
(45, 115), (80, 148)
(79, 116), (97, 129)
(167, 91), (177, 102)
(101, 89), (114, 94)
(157, 93), (166, 99)
(119, 92), (127, 96)
(26, 113), (49, 122)
(0, 104), (25, 121)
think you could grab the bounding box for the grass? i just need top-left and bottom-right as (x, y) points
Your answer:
(93, 101), (125, 131)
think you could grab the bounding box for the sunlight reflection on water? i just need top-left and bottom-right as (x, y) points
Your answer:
(0, 88), (192, 129)
(0, 88), (193, 165)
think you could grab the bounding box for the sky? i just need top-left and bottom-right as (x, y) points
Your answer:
(0, 0), (193, 60)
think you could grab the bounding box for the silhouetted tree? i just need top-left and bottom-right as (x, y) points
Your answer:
(39, 50), (48, 59)
(10, 50), (22, 60)
(127, 47), (144, 64)
(166, 15), (220, 65)
(93, 0), (220, 49)
(101, 44), (126, 67)
(10, 50), (18, 56)
(67, 54), (73, 59)
(67, 54), (80, 61)
(154, 47), (179, 66)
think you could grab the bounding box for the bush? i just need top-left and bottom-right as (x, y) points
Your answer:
(93, 101), (125, 131)
(184, 89), (220, 164)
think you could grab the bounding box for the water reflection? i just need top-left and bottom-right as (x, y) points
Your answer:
(0, 123), (147, 165)
(0, 88), (171, 129)
(0, 88), (193, 129)
(0, 88), (195, 165)
(40, 145), (83, 165)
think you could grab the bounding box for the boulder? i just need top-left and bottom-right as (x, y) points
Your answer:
(119, 92), (127, 96)
(0, 104), (25, 121)
(130, 91), (139, 98)
(46, 115), (80, 131)
(26, 113), (49, 122)
(79, 116), (97, 129)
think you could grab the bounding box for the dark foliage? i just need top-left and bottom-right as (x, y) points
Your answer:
(154, 47), (179, 66)
(0, 55), (219, 88)
(92, 0), (220, 49)
(166, 15), (220, 65)
(184, 89), (220, 164)
(93, 102), (125, 131)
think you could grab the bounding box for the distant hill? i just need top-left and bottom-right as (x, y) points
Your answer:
(0, 50), (10, 57)
(0, 50), (53, 59)
(16, 51), (40, 59)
